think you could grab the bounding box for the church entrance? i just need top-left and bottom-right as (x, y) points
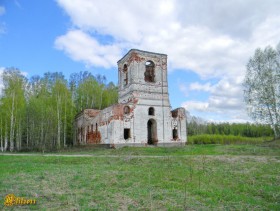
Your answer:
(147, 119), (157, 145)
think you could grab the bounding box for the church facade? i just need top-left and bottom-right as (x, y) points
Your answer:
(74, 49), (187, 147)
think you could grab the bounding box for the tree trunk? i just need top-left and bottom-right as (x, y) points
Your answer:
(64, 101), (67, 148)
(99, 89), (104, 110)
(4, 121), (8, 151)
(41, 120), (44, 151)
(16, 121), (22, 151)
(270, 86), (280, 139)
(57, 95), (61, 149)
(9, 92), (15, 152)
(26, 114), (29, 148)
(16, 124), (19, 151)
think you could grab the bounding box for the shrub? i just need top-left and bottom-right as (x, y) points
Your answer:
(187, 134), (271, 145)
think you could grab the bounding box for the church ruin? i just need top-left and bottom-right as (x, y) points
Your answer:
(74, 49), (187, 147)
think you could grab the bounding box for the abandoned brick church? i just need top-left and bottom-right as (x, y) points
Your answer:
(74, 49), (187, 146)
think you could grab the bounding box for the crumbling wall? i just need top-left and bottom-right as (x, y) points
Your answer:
(171, 108), (187, 142)
(74, 49), (187, 146)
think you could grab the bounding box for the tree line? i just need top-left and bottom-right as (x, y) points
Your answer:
(187, 114), (274, 138)
(0, 68), (118, 152)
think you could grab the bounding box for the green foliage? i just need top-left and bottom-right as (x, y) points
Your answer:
(0, 68), (27, 151)
(187, 121), (274, 138)
(0, 69), (118, 151)
(188, 134), (272, 145)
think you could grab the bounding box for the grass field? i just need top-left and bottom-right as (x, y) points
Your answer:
(1, 143), (280, 210)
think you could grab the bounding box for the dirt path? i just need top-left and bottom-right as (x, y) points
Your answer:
(1, 153), (279, 162)
(0, 153), (178, 158)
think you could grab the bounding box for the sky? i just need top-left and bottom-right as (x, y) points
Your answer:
(1, 0), (280, 122)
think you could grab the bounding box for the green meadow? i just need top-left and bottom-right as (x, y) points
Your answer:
(1, 143), (280, 210)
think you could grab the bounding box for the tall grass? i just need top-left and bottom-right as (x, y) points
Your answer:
(188, 134), (272, 145)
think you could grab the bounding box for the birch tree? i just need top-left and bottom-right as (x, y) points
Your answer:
(52, 76), (70, 149)
(0, 68), (26, 151)
(244, 44), (280, 139)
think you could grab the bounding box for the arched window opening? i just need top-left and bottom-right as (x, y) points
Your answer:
(123, 64), (128, 85)
(124, 106), (130, 114)
(148, 107), (155, 116)
(144, 60), (155, 82)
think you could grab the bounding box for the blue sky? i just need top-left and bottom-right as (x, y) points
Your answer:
(1, 0), (280, 122)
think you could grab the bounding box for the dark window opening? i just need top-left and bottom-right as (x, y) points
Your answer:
(124, 129), (131, 140)
(123, 64), (128, 71)
(172, 110), (178, 118)
(124, 106), (130, 114)
(123, 64), (128, 85)
(144, 60), (155, 82)
(173, 129), (178, 140)
(148, 107), (155, 115)
(147, 119), (157, 145)
(96, 123), (98, 131)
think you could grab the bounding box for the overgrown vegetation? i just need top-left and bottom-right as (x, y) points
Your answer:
(1, 144), (279, 210)
(188, 134), (272, 145)
(187, 117), (274, 137)
(187, 114), (274, 144)
(0, 69), (118, 152)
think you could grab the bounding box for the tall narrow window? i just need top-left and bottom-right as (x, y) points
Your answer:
(123, 64), (128, 85)
(144, 60), (155, 82)
(148, 107), (155, 115)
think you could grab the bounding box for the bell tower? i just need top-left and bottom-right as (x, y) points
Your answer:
(117, 49), (170, 108)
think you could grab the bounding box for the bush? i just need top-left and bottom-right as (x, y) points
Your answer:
(188, 135), (272, 145)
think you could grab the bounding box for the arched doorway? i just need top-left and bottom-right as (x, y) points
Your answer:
(147, 119), (157, 145)
(173, 128), (178, 140)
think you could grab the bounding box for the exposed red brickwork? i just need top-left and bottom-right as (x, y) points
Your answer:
(87, 131), (101, 144)
(127, 52), (145, 65)
(85, 109), (101, 117)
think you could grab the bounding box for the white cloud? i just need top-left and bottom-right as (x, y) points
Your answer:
(182, 101), (209, 112)
(181, 76), (249, 121)
(55, 30), (122, 68)
(189, 82), (212, 92)
(55, 0), (280, 121)
(56, 0), (280, 76)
